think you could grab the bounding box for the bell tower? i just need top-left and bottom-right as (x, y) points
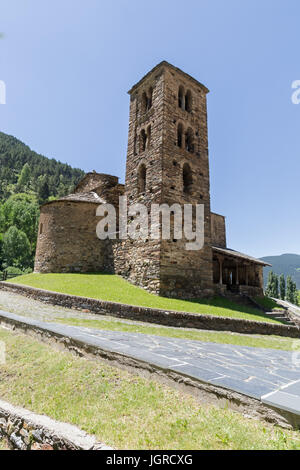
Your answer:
(123, 61), (214, 297)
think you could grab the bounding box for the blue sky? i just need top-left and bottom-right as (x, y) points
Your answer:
(1, 0), (299, 257)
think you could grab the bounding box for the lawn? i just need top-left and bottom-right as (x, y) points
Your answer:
(255, 296), (285, 312)
(0, 328), (299, 450)
(0, 439), (8, 450)
(11, 273), (280, 323)
(54, 317), (299, 351)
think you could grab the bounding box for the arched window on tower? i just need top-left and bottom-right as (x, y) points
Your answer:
(185, 90), (192, 112)
(178, 86), (184, 109)
(140, 129), (147, 152)
(183, 163), (193, 194)
(138, 164), (147, 193)
(141, 88), (153, 113)
(147, 125), (151, 147)
(147, 87), (153, 110)
(185, 128), (194, 153)
(141, 92), (148, 113)
(133, 131), (137, 156)
(177, 123), (183, 148)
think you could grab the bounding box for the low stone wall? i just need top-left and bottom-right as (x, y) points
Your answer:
(0, 282), (299, 338)
(0, 400), (111, 450)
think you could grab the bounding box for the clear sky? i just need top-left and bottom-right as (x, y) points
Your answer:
(1, 0), (299, 258)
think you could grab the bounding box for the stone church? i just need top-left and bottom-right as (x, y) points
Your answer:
(34, 61), (269, 298)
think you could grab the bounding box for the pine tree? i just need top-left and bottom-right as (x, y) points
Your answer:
(37, 177), (50, 204)
(265, 271), (279, 298)
(291, 280), (299, 306)
(17, 163), (31, 189)
(279, 274), (286, 300)
(286, 276), (293, 303)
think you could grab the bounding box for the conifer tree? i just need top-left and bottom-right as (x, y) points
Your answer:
(265, 271), (279, 298)
(279, 274), (286, 300)
(286, 276), (293, 303)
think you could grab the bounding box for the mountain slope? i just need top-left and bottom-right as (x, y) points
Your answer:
(0, 131), (84, 201)
(0, 131), (85, 272)
(261, 254), (300, 288)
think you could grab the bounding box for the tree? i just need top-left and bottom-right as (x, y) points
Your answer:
(0, 194), (39, 247)
(285, 276), (298, 304)
(279, 274), (286, 300)
(17, 163), (31, 189)
(265, 271), (279, 298)
(291, 279), (299, 306)
(2, 226), (31, 269)
(37, 176), (50, 204)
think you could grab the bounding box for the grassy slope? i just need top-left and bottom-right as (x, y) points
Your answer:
(0, 440), (8, 450)
(54, 317), (299, 351)
(12, 273), (279, 323)
(0, 328), (299, 450)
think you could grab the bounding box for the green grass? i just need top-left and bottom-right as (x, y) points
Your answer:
(11, 273), (280, 324)
(0, 328), (299, 450)
(255, 296), (285, 312)
(54, 317), (299, 351)
(0, 439), (8, 450)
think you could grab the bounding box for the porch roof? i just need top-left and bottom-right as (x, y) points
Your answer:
(212, 246), (272, 267)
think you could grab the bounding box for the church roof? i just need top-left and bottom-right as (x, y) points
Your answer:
(42, 191), (106, 206)
(212, 246), (271, 266)
(128, 61), (209, 95)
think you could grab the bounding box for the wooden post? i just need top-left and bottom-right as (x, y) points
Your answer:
(219, 257), (223, 285)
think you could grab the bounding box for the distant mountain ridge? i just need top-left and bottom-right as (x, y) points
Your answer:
(0, 131), (84, 202)
(260, 253), (300, 289)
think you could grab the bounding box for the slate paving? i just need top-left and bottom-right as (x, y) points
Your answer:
(0, 309), (299, 418)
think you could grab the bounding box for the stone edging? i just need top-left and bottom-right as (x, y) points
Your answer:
(0, 400), (112, 450)
(0, 282), (299, 338)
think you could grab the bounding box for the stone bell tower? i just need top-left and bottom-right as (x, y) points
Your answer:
(122, 61), (214, 298)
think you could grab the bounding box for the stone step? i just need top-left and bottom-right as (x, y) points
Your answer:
(263, 311), (296, 326)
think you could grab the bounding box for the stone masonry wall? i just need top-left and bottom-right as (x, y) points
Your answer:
(119, 67), (165, 294)
(75, 173), (119, 194)
(159, 65), (214, 298)
(119, 62), (216, 298)
(211, 213), (226, 248)
(1, 282), (299, 338)
(0, 400), (110, 450)
(34, 201), (114, 274)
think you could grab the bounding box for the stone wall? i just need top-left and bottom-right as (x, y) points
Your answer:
(211, 213), (226, 248)
(1, 282), (299, 338)
(34, 201), (114, 274)
(0, 400), (110, 450)
(122, 61), (215, 298)
(75, 172), (119, 194)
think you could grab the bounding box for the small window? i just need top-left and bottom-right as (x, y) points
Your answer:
(185, 128), (194, 153)
(140, 129), (147, 153)
(183, 163), (193, 194)
(141, 92), (148, 113)
(147, 125), (151, 148)
(138, 164), (146, 193)
(142, 88), (153, 113)
(39, 223), (43, 235)
(133, 132), (137, 155)
(147, 87), (153, 110)
(178, 86), (184, 109)
(185, 90), (192, 112)
(177, 123), (183, 148)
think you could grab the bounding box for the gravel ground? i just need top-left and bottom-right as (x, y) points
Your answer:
(0, 289), (175, 330)
(0, 289), (124, 323)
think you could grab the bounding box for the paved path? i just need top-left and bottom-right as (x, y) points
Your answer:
(0, 309), (299, 418)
